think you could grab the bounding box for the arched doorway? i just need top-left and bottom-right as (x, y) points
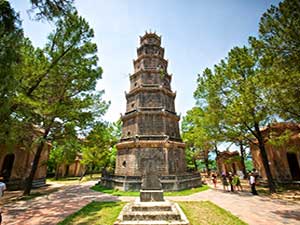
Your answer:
(1, 153), (15, 181)
(287, 152), (300, 180)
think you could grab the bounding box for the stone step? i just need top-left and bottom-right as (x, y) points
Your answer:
(131, 205), (172, 212)
(115, 220), (189, 225)
(114, 201), (190, 225)
(123, 211), (181, 221)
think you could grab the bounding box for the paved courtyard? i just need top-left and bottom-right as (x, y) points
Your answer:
(1, 181), (300, 225)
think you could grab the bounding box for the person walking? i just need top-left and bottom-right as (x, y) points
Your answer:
(221, 172), (229, 191)
(211, 173), (217, 188)
(233, 173), (243, 191)
(249, 172), (258, 195)
(228, 172), (234, 192)
(0, 180), (6, 225)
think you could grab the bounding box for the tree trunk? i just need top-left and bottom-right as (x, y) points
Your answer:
(254, 122), (276, 193)
(193, 157), (198, 171)
(23, 128), (50, 196)
(79, 167), (86, 181)
(239, 141), (247, 178)
(55, 164), (60, 180)
(214, 143), (219, 157)
(204, 155), (210, 176)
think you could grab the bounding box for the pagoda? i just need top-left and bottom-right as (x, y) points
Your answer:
(102, 32), (201, 191)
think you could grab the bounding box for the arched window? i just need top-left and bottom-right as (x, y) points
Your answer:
(1, 153), (15, 181)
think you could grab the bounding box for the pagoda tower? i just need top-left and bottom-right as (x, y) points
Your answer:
(103, 32), (201, 191)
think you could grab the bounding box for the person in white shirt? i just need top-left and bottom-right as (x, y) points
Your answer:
(0, 182), (6, 197)
(0, 181), (6, 225)
(249, 172), (258, 195)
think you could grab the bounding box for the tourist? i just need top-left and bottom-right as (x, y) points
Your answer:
(211, 174), (217, 188)
(249, 172), (258, 195)
(0, 180), (6, 225)
(252, 168), (259, 181)
(0, 204), (1, 225)
(221, 172), (229, 191)
(233, 173), (243, 191)
(228, 172), (234, 192)
(0, 181), (6, 198)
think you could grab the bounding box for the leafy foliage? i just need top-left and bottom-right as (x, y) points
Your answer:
(182, 107), (218, 172)
(29, 0), (75, 20)
(15, 11), (109, 195)
(0, 1), (24, 144)
(194, 45), (276, 192)
(251, 0), (300, 121)
(81, 121), (120, 174)
(189, 0), (300, 192)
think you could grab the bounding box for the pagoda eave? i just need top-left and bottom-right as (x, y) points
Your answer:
(140, 32), (161, 44)
(121, 109), (180, 121)
(125, 86), (176, 98)
(116, 139), (186, 150)
(129, 69), (172, 81)
(133, 54), (168, 65)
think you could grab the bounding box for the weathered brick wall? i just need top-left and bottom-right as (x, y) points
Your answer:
(251, 143), (300, 181)
(137, 114), (164, 135)
(137, 45), (164, 58)
(134, 57), (168, 72)
(164, 116), (180, 138)
(115, 146), (186, 176)
(122, 117), (137, 137)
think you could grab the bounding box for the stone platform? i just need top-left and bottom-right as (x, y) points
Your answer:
(114, 200), (189, 225)
(100, 172), (202, 191)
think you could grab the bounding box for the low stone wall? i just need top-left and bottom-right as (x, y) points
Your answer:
(100, 172), (202, 191)
(3, 178), (46, 191)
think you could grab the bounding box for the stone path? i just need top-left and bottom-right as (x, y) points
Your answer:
(166, 189), (300, 225)
(1, 181), (132, 225)
(1, 181), (300, 225)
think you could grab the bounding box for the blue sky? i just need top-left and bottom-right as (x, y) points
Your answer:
(11, 0), (281, 123)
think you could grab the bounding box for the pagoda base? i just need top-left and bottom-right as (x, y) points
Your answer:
(100, 172), (202, 191)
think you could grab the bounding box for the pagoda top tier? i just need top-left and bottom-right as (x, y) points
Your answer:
(140, 32), (162, 46)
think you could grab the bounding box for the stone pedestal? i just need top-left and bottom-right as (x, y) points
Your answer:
(114, 200), (189, 225)
(140, 189), (164, 202)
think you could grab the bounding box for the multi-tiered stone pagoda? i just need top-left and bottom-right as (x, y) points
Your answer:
(102, 32), (201, 191)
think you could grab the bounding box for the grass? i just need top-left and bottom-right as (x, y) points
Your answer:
(57, 201), (126, 225)
(47, 174), (101, 185)
(179, 201), (247, 225)
(91, 185), (139, 196)
(90, 184), (209, 196)
(58, 201), (247, 225)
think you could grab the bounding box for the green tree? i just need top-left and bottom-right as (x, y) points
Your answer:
(81, 122), (120, 176)
(22, 11), (108, 195)
(251, 0), (300, 122)
(195, 46), (276, 193)
(29, 0), (74, 20)
(47, 122), (81, 179)
(182, 107), (221, 174)
(0, 1), (24, 143)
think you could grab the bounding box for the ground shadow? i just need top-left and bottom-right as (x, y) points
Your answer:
(272, 209), (300, 221)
